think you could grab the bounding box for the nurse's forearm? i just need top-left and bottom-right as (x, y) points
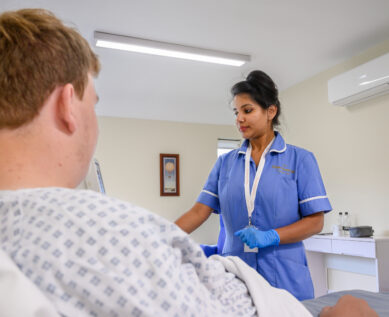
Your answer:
(275, 212), (324, 244)
(175, 202), (213, 234)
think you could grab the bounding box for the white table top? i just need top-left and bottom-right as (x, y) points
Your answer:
(310, 234), (389, 242)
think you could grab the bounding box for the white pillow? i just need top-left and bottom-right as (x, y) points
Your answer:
(0, 249), (60, 317)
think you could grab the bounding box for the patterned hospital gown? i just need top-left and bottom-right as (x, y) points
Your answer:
(0, 188), (256, 317)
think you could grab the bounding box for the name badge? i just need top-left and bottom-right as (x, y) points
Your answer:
(243, 224), (258, 253)
(244, 244), (258, 253)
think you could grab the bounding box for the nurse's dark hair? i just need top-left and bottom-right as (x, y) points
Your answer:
(231, 70), (281, 128)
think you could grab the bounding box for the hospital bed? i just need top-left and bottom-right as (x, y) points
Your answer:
(302, 289), (389, 316)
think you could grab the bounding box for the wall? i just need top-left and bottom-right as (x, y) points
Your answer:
(94, 116), (240, 244)
(280, 39), (389, 236)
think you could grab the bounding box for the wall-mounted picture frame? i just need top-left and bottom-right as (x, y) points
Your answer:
(160, 153), (180, 196)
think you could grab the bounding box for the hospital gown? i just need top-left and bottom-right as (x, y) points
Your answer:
(0, 188), (256, 317)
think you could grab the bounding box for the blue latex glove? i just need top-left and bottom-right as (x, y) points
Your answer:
(234, 227), (280, 249)
(200, 244), (218, 257)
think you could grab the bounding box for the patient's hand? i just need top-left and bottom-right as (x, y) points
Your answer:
(319, 295), (378, 317)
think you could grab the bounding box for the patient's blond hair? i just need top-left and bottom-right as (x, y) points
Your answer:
(0, 8), (100, 129)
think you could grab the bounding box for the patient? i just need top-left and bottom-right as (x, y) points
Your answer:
(0, 8), (378, 317)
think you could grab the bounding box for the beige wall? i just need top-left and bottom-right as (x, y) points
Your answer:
(94, 117), (240, 244)
(280, 39), (389, 236)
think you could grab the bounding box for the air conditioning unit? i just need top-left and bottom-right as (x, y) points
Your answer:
(328, 52), (389, 106)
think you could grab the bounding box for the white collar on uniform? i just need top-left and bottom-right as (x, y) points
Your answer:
(238, 131), (286, 155)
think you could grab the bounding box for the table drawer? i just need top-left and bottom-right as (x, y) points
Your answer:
(332, 239), (375, 258)
(304, 237), (332, 253)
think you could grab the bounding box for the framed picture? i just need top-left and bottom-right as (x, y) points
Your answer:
(160, 154), (180, 196)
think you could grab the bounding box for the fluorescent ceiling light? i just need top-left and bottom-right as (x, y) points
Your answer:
(94, 31), (250, 67)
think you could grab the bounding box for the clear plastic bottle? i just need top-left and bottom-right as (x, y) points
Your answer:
(337, 212), (343, 236)
(343, 212), (350, 236)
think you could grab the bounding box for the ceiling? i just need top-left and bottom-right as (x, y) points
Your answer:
(2, 0), (389, 125)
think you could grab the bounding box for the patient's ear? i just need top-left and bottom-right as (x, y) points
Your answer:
(57, 84), (77, 134)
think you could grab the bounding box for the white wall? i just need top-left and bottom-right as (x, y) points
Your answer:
(94, 116), (240, 244)
(280, 39), (389, 236)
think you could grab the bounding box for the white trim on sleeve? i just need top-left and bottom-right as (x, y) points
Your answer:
(202, 190), (218, 198)
(299, 195), (328, 204)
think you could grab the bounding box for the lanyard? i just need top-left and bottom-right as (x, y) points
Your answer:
(244, 138), (274, 226)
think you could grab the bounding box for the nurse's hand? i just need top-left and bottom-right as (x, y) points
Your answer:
(234, 227), (280, 249)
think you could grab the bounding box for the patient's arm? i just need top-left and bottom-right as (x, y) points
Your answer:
(319, 295), (378, 317)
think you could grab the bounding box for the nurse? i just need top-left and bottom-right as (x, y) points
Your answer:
(175, 70), (332, 300)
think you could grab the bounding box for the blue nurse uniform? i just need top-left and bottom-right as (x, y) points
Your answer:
(197, 132), (332, 300)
